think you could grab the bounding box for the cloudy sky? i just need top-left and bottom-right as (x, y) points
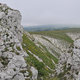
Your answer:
(0, 0), (80, 26)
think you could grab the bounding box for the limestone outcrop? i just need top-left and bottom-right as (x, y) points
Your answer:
(0, 3), (34, 80)
(55, 38), (80, 80)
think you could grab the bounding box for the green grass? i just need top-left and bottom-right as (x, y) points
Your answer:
(22, 33), (58, 79)
(22, 34), (58, 68)
(50, 77), (59, 80)
(25, 51), (48, 77)
(22, 28), (80, 79)
(29, 28), (80, 43)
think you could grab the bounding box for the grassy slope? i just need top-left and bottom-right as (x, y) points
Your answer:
(30, 28), (80, 43)
(22, 34), (58, 80)
(22, 28), (80, 80)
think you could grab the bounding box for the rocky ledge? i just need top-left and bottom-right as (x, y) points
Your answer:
(55, 38), (80, 80)
(0, 3), (37, 80)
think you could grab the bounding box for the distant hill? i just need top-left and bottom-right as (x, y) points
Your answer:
(24, 24), (80, 32)
(30, 28), (80, 43)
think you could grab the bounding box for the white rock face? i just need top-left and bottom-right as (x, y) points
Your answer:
(55, 38), (80, 80)
(67, 33), (80, 41)
(28, 50), (43, 62)
(0, 3), (32, 80)
(30, 67), (38, 80)
(32, 34), (70, 59)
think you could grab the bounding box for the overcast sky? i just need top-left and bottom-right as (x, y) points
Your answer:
(0, 0), (80, 26)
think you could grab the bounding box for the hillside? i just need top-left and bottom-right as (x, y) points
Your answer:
(0, 3), (60, 80)
(24, 25), (80, 32)
(22, 33), (58, 80)
(30, 28), (80, 43)
(28, 28), (80, 79)
(0, 3), (80, 80)
(24, 25), (69, 32)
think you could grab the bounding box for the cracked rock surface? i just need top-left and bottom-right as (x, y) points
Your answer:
(55, 39), (80, 80)
(0, 3), (31, 80)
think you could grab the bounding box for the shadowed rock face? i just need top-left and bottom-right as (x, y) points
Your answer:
(0, 3), (31, 80)
(55, 39), (80, 80)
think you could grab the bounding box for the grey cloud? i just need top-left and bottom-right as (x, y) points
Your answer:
(0, 0), (80, 26)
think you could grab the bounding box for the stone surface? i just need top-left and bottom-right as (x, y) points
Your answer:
(0, 3), (35, 80)
(30, 66), (38, 80)
(55, 38), (80, 80)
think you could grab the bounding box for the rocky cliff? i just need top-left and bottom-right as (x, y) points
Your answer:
(55, 38), (80, 80)
(0, 3), (38, 80)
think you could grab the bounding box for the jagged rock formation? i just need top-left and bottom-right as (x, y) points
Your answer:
(67, 33), (80, 41)
(55, 38), (80, 80)
(0, 3), (38, 80)
(32, 34), (70, 58)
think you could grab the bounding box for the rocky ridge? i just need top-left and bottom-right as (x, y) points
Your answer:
(55, 38), (80, 80)
(32, 34), (70, 58)
(30, 31), (80, 80)
(0, 3), (38, 80)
